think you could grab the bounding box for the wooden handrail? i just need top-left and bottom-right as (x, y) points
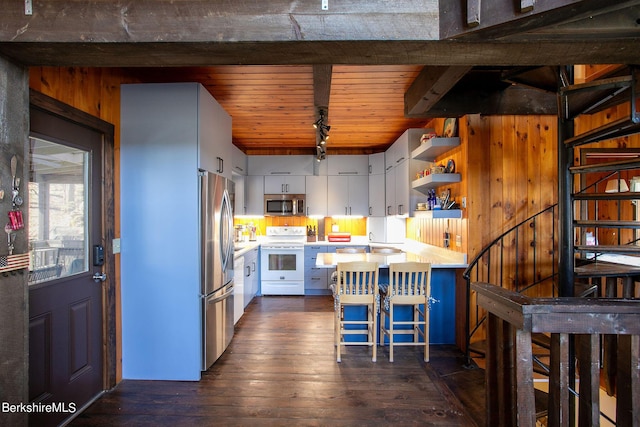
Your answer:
(472, 282), (640, 427)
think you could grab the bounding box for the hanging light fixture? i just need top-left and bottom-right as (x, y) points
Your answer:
(314, 109), (330, 161)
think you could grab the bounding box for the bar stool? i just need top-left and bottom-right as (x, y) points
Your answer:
(379, 262), (432, 362)
(332, 261), (379, 362)
(331, 247), (367, 285)
(370, 247), (403, 254)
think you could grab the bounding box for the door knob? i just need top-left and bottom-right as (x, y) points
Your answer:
(92, 272), (107, 282)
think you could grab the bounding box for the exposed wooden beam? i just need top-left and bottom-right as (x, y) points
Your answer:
(441, 0), (640, 40)
(467, 0), (481, 28)
(0, 0), (439, 43)
(415, 85), (558, 118)
(313, 64), (332, 112)
(404, 66), (472, 117)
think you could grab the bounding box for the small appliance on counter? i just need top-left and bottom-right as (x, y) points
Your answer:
(328, 232), (351, 242)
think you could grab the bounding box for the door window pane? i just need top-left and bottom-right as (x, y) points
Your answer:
(28, 138), (89, 285)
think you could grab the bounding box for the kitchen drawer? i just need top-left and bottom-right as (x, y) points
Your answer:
(305, 267), (328, 289)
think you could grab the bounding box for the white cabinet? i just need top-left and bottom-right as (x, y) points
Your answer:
(232, 174), (246, 215)
(305, 175), (328, 217)
(395, 160), (410, 216)
(369, 152), (385, 175)
(264, 175), (305, 194)
(384, 128), (428, 217)
(231, 144), (247, 176)
(248, 155), (314, 176)
(197, 85), (232, 179)
(244, 248), (259, 306)
(327, 155), (369, 216)
(245, 175), (264, 215)
(120, 82), (233, 380)
(368, 153), (386, 216)
(327, 155), (369, 176)
(327, 175), (369, 216)
(233, 256), (245, 324)
(385, 162), (410, 216)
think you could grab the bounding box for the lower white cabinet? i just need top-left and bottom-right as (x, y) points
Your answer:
(244, 248), (259, 306)
(233, 256), (245, 324)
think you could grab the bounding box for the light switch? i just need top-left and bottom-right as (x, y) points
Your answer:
(112, 238), (121, 254)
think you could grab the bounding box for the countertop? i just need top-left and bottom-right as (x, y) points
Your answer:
(315, 240), (467, 269)
(234, 237), (467, 268)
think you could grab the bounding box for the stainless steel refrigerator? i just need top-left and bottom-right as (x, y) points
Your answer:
(200, 171), (235, 370)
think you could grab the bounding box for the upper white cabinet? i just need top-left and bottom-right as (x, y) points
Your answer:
(327, 155), (369, 216)
(245, 175), (265, 215)
(248, 155), (314, 176)
(368, 152), (386, 175)
(232, 174), (246, 215)
(231, 144), (247, 176)
(264, 175), (305, 194)
(327, 175), (368, 216)
(368, 153), (386, 217)
(305, 175), (328, 217)
(327, 155), (369, 176)
(197, 85), (232, 179)
(384, 128), (433, 216)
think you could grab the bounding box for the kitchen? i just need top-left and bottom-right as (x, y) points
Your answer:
(2, 2), (638, 425)
(118, 81), (467, 380)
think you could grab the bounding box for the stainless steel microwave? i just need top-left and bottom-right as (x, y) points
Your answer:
(264, 194), (305, 216)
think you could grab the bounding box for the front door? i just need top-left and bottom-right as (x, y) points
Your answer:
(28, 107), (105, 426)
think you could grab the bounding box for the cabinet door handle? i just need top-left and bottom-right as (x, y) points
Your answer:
(246, 266), (251, 277)
(387, 206), (391, 215)
(396, 156), (405, 163)
(349, 206), (352, 215)
(252, 262), (256, 272)
(345, 207), (348, 215)
(369, 207), (372, 216)
(217, 157), (224, 174)
(281, 184), (285, 193)
(398, 204), (404, 215)
(369, 165), (372, 174)
(286, 184), (289, 192)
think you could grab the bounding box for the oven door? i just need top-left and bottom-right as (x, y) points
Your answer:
(261, 246), (304, 281)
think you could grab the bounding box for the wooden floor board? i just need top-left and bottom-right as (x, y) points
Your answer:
(71, 296), (483, 426)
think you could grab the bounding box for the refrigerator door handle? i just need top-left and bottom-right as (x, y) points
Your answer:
(207, 286), (234, 304)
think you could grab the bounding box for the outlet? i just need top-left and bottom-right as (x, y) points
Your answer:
(461, 197), (467, 208)
(321, 0), (328, 10)
(456, 235), (462, 247)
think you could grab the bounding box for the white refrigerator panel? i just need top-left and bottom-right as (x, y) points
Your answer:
(367, 217), (406, 243)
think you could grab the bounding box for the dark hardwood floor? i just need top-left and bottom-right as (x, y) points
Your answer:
(70, 296), (485, 426)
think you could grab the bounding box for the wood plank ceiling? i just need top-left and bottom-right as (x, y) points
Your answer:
(128, 65), (433, 155)
(3, 0), (639, 155)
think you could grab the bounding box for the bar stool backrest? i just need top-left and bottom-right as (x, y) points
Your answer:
(336, 247), (367, 254)
(389, 262), (431, 297)
(336, 261), (379, 297)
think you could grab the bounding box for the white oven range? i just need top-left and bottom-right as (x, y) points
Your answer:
(261, 226), (306, 295)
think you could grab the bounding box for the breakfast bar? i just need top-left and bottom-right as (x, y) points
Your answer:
(316, 246), (465, 344)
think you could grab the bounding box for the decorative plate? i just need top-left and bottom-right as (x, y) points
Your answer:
(445, 159), (455, 173)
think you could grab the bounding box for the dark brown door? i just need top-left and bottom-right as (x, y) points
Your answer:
(28, 108), (104, 427)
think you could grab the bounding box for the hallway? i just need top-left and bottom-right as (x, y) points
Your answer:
(71, 296), (484, 426)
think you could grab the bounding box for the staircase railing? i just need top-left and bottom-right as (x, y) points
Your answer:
(473, 282), (640, 427)
(462, 204), (559, 366)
